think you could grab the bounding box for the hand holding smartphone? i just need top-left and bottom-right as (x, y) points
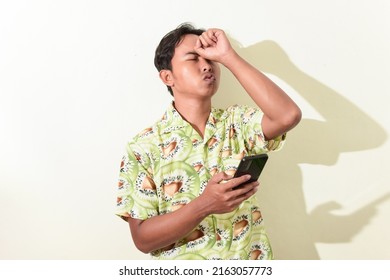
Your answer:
(232, 154), (268, 189)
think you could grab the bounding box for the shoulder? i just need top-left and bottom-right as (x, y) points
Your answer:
(131, 107), (172, 144)
(130, 121), (162, 147)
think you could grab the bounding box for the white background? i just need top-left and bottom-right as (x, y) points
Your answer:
(1, 0), (389, 259)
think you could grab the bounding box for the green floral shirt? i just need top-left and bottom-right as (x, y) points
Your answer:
(116, 103), (285, 260)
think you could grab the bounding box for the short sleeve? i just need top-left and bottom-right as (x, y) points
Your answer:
(115, 141), (159, 221)
(231, 104), (286, 154)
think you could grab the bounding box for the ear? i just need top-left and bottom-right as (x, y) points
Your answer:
(159, 69), (174, 87)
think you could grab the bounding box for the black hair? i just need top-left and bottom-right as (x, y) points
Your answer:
(154, 23), (205, 96)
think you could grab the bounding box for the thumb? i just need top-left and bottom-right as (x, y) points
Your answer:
(194, 38), (205, 55)
(212, 172), (233, 184)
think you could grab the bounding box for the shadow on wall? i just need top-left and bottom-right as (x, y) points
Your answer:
(212, 38), (388, 259)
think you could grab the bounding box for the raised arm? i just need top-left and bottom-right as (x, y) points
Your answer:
(195, 28), (302, 140)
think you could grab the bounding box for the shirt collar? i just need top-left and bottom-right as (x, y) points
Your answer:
(159, 102), (227, 136)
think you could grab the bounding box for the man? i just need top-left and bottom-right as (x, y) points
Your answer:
(116, 23), (301, 260)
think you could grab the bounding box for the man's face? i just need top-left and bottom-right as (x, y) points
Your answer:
(168, 34), (220, 98)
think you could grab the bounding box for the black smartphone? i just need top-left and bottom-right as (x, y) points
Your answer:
(232, 154), (268, 189)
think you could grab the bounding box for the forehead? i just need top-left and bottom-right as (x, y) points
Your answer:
(174, 34), (198, 55)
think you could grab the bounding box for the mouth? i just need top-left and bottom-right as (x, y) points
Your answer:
(203, 73), (216, 82)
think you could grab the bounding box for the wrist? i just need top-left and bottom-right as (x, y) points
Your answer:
(220, 50), (241, 69)
(191, 195), (213, 218)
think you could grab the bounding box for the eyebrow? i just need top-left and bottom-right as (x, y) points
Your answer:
(184, 51), (199, 57)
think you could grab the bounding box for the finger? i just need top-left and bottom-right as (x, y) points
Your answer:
(194, 38), (204, 54)
(205, 29), (217, 43)
(233, 182), (259, 200)
(228, 189), (257, 209)
(225, 174), (251, 189)
(200, 32), (216, 47)
(199, 35), (212, 48)
(235, 181), (259, 195)
(195, 37), (203, 49)
(211, 172), (232, 184)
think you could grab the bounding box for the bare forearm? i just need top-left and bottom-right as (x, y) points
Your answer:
(222, 51), (301, 138)
(129, 173), (257, 254)
(129, 196), (210, 253)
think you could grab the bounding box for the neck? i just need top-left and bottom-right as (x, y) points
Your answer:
(173, 97), (211, 138)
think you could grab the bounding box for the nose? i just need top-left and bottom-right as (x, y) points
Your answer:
(200, 58), (213, 72)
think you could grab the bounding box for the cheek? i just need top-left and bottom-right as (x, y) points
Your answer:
(214, 66), (221, 86)
(181, 67), (192, 79)
(180, 67), (198, 85)
(213, 63), (221, 76)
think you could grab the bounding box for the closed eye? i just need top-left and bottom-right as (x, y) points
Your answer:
(184, 51), (200, 61)
(187, 56), (199, 61)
